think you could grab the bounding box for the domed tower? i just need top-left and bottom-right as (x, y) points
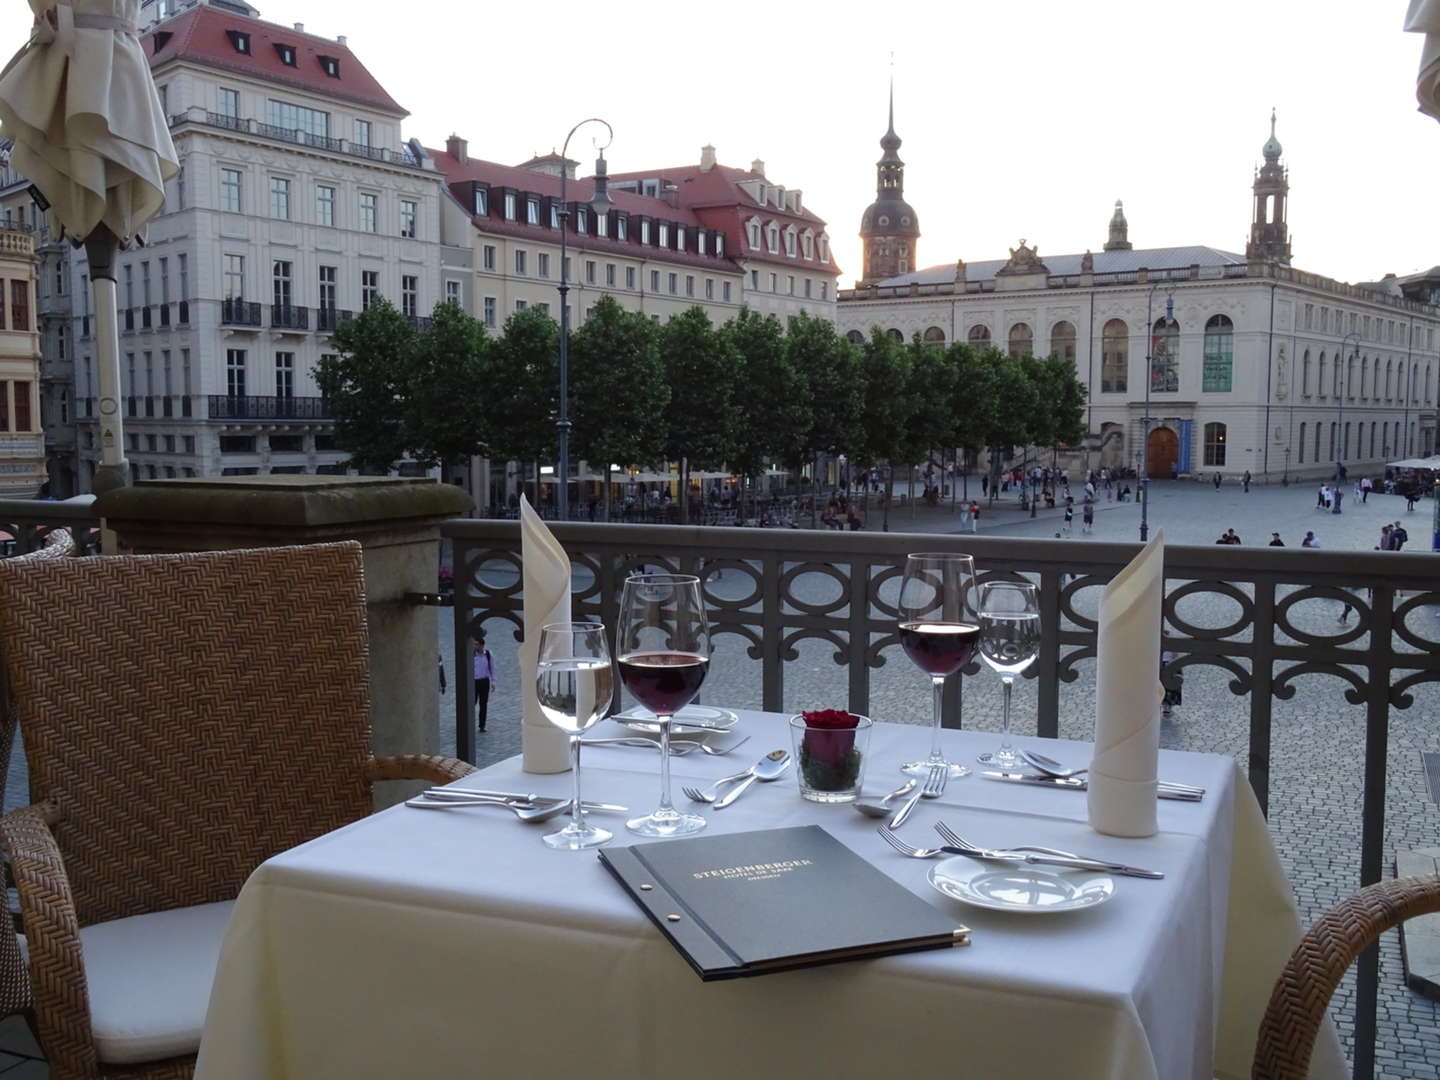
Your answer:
(1103, 199), (1132, 251)
(859, 80), (920, 285)
(1246, 109), (1292, 265)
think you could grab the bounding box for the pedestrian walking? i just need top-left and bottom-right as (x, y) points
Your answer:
(1082, 499), (1094, 534)
(472, 631), (495, 733)
(968, 501), (979, 533)
(1392, 522), (1409, 551)
(981, 474), (989, 497)
(1063, 502), (1074, 536)
(1301, 531), (1319, 548)
(1242, 470), (1252, 493)
(1317, 484), (1328, 510)
(1332, 488), (1344, 514)
(1268, 532), (1284, 547)
(1361, 476), (1372, 503)
(1379, 524), (1393, 551)
(1214, 472), (1222, 489)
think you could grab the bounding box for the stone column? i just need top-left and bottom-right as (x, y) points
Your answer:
(95, 476), (473, 805)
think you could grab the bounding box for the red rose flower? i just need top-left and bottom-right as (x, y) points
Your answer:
(801, 709), (860, 768)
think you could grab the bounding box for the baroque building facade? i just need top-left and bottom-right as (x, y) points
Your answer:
(839, 116), (1440, 480)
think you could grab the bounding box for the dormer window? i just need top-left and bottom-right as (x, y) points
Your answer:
(758, 185), (768, 206)
(472, 183), (488, 216)
(226, 30), (250, 54)
(616, 213), (628, 241)
(526, 196), (540, 225)
(319, 55), (340, 78)
(658, 222), (669, 247)
(675, 227), (685, 251)
(818, 235), (830, 263)
(697, 232), (707, 256)
(596, 212), (608, 237)
(575, 207), (587, 234)
(503, 191), (516, 221)
(275, 44), (296, 67)
(783, 227), (796, 258)
(775, 186), (785, 209)
(152, 30), (172, 53)
(548, 200), (559, 229)
(802, 230), (814, 260)
(746, 219), (760, 249)
(640, 218), (651, 244)
(715, 233), (725, 258)
(766, 224), (779, 254)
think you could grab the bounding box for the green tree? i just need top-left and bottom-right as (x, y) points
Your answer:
(785, 313), (862, 519)
(1026, 352), (1088, 450)
(852, 330), (911, 501)
(485, 307), (559, 505)
(569, 296), (668, 519)
(314, 298), (418, 473)
(659, 307), (740, 521)
(406, 301), (489, 475)
(724, 309), (811, 515)
(899, 336), (959, 485)
(976, 349), (1039, 500)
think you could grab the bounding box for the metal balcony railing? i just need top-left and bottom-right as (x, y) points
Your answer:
(207, 395), (331, 420)
(316, 308), (353, 333)
(220, 300), (262, 327)
(189, 111), (424, 169)
(270, 304), (309, 331)
(444, 519), (1440, 1080)
(0, 499), (100, 555)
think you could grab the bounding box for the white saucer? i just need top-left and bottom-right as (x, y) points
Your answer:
(617, 705), (739, 734)
(927, 857), (1116, 914)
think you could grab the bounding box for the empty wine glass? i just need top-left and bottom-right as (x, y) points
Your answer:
(536, 621), (615, 850)
(617, 573), (709, 837)
(897, 552), (978, 779)
(976, 581), (1041, 768)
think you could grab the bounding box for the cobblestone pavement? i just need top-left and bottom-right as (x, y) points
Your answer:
(440, 480), (1440, 1078)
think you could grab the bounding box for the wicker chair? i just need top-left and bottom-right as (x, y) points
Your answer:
(0, 541), (473, 1080)
(1253, 875), (1440, 1079)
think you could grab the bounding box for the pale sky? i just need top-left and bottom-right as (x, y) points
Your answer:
(3, 0), (1437, 287)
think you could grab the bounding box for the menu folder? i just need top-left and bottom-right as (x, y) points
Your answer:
(599, 825), (969, 981)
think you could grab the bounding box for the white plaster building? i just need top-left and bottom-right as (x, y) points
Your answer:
(839, 116), (1440, 481)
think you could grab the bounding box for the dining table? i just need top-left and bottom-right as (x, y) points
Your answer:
(194, 712), (1346, 1080)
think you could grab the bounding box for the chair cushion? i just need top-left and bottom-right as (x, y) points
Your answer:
(80, 900), (234, 1064)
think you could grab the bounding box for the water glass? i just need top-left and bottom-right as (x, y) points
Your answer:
(536, 621), (615, 850)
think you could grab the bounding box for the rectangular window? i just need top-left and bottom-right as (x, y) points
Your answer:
(218, 87), (239, 118)
(474, 186), (489, 216)
(271, 260), (292, 309)
(141, 262), (151, 307)
(641, 219), (651, 244)
(685, 275), (694, 297)
(659, 223), (669, 247)
(220, 168), (242, 212)
(401, 275), (418, 318)
(483, 245), (496, 271)
(596, 212), (608, 237)
(820, 281), (828, 300)
(13, 382), (29, 431)
(514, 299), (527, 313)
(723, 281), (732, 302)
(159, 257), (169, 307)
(178, 253), (188, 301)
(316, 184), (335, 226)
(9, 280), (28, 332)
(359, 193), (377, 233)
(226, 348), (247, 397)
(769, 273), (778, 292)
(400, 199), (417, 238)
(698, 232), (708, 256)
(537, 253), (550, 279)
(575, 208), (587, 234)
(267, 100), (329, 138)
(625, 267), (636, 290)
(270, 176), (290, 219)
(705, 279), (714, 300)
(805, 278), (813, 298)
(515, 249), (527, 276)
(318, 265), (337, 313)
(536, 302), (550, 316)
(353, 119), (371, 147)
(526, 197), (540, 225)
(716, 234), (725, 257)
(549, 202), (559, 229)
(223, 254), (244, 299)
(361, 270), (379, 310)
(750, 269), (759, 289)
(668, 273), (678, 295)
(617, 216), (628, 241)
(504, 191), (517, 221)
(788, 275), (795, 295)
(676, 227), (685, 251)
(275, 352), (294, 398)
(585, 260), (596, 284)
(483, 296), (496, 328)
(606, 264), (616, 287)
(445, 279), (460, 305)
(650, 270), (659, 291)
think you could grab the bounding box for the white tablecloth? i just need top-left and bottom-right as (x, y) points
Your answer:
(195, 714), (1345, 1080)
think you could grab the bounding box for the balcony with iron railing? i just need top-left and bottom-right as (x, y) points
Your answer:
(316, 308), (353, 333)
(220, 299), (262, 328)
(176, 110), (426, 170)
(270, 304), (310, 332)
(207, 395), (331, 421)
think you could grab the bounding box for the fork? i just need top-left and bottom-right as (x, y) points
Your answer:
(682, 765), (758, 804)
(878, 823), (1163, 878)
(931, 821), (1164, 879)
(889, 762), (948, 829)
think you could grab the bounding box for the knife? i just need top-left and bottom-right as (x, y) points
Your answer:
(980, 771), (1204, 802)
(423, 789), (627, 812)
(938, 844), (1165, 880)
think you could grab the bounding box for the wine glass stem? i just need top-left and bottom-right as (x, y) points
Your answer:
(999, 675), (1015, 756)
(657, 716), (674, 812)
(928, 676), (946, 763)
(568, 733), (586, 832)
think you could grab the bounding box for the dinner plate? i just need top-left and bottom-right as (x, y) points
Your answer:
(927, 857), (1116, 914)
(616, 705), (739, 734)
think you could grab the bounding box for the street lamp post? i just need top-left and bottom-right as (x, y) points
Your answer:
(1139, 286), (1174, 542)
(555, 118), (614, 521)
(1338, 332), (1361, 485)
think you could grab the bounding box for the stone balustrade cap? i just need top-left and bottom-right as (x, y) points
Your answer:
(95, 476), (474, 528)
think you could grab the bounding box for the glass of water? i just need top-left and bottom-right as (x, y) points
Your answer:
(536, 621), (615, 850)
(975, 581), (1040, 769)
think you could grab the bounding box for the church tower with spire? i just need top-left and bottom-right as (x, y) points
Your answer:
(1246, 110), (1291, 265)
(859, 78), (920, 285)
(1104, 199), (1131, 251)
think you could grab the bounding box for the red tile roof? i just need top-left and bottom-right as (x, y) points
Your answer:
(144, 5), (405, 116)
(429, 148), (741, 273)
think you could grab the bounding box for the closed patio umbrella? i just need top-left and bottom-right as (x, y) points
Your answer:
(0, 0), (178, 491)
(1407, 0), (1440, 121)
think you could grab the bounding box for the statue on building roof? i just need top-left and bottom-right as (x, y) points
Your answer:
(996, 239), (1049, 277)
(1081, 250), (1094, 273)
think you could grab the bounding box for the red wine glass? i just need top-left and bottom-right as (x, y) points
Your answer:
(617, 573), (710, 837)
(898, 552), (978, 778)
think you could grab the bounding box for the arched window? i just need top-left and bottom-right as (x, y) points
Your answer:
(1151, 317), (1179, 392)
(1346, 354), (1356, 400)
(845, 329), (864, 344)
(1301, 350), (1311, 397)
(1312, 423), (1320, 462)
(1369, 422), (1376, 458)
(1202, 315), (1233, 392)
(1298, 422), (1306, 463)
(1360, 357), (1369, 400)
(1411, 364), (1419, 403)
(1385, 359), (1393, 400)
(1007, 322), (1033, 358)
(886, 328), (903, 342)
(1101, 318), (1128, 393)
(967, 324), (991, 346)
(1427, 363), (1433, 404)
(1203, 422), (1227, 467)
(1049, 320), (1076, 362)
(1317, 352), (1327, 398)
(922, 326), (946, 346)
(1328, 422), (1336, 461)
(1343, 422), (1351, 460)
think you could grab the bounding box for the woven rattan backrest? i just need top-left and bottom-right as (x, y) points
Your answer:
(0, 541), (374, 926)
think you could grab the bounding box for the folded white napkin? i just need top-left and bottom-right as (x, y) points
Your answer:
(519, 495), (572, 774)
(1406, 0), (1440, 120)
(1088, 530), (1165, 838)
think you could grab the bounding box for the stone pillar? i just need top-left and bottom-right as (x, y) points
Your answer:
(95, 476), (474, 805)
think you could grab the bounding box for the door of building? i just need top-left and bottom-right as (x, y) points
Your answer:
(1147, 426), (1179, 478)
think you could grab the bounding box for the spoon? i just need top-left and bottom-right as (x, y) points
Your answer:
(1019, 749), (1205, 796)
(853, 778), (918, 818)
(712, 750), (791, 809)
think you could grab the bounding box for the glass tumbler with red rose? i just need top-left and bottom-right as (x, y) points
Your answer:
(789, 710), (873, 803)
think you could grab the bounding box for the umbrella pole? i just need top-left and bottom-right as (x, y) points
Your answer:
(85, 226), (129, 494)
